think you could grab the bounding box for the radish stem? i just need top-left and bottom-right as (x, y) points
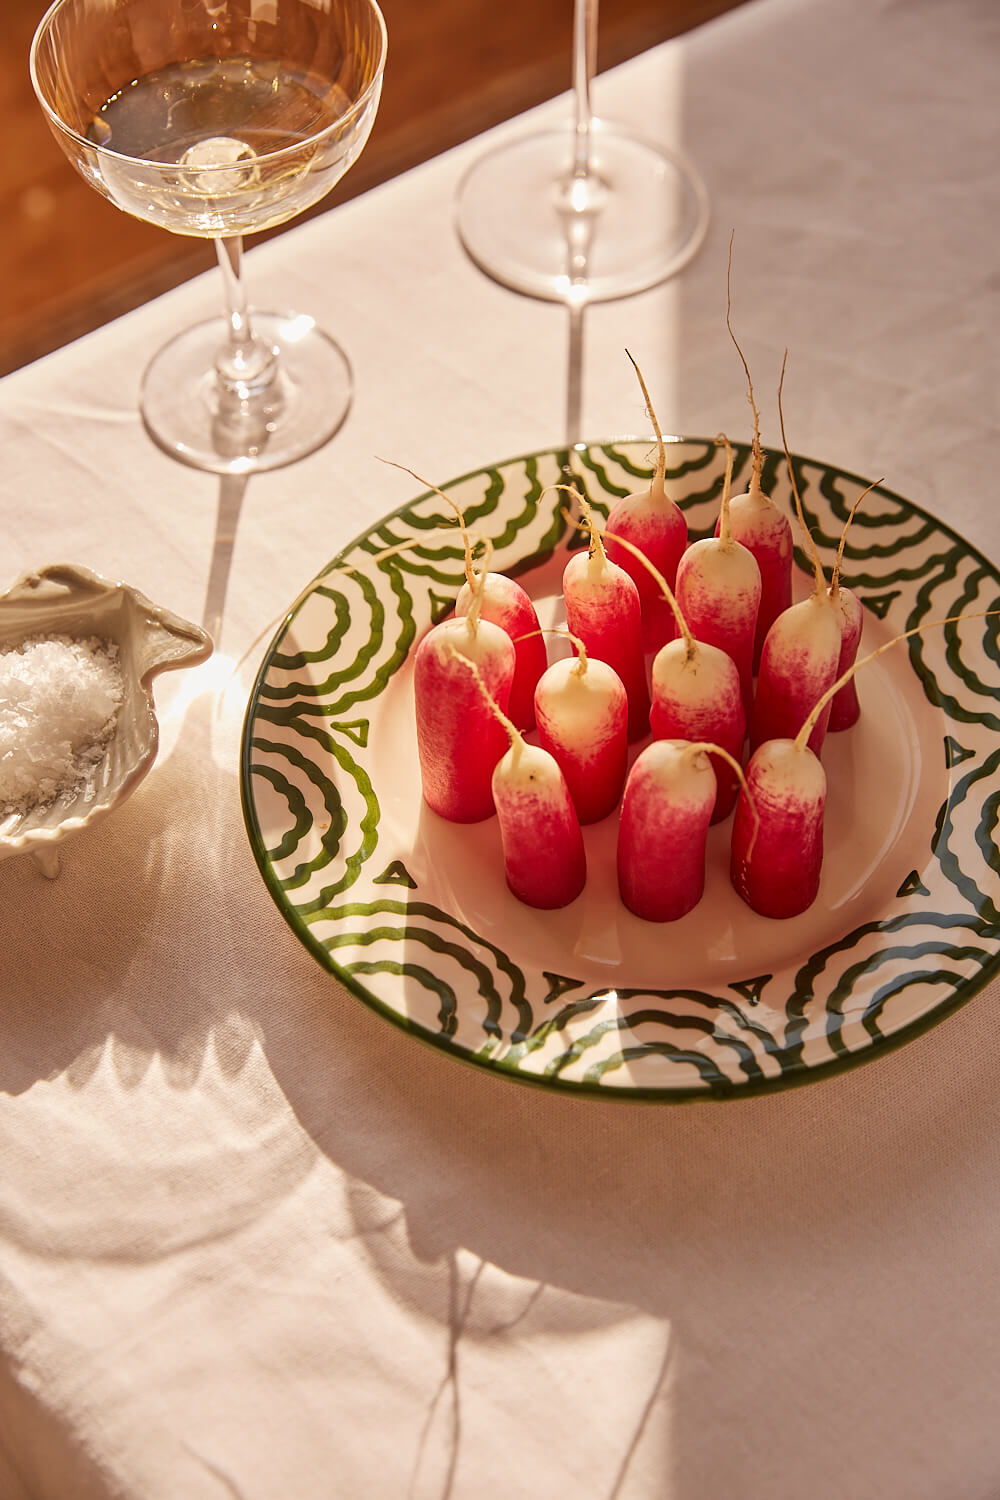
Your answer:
(725, 232), (764, 498)
(830, 479), (880, 595)
(719, 265), (794, 664)
(514, 625), (590, 674)
(625, 347), (668, 500)
(715, 431), (736, 548)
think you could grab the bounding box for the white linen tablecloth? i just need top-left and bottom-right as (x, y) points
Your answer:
(1, 0), (999, 1496)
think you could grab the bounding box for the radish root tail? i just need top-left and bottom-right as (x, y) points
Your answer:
(725, 231), (764, 497)
(547, 484), (608, 564)
(625, 348), (668, 495)
(831, 478), (882, 595)
(377, 456), (478, 592)
(777, 353), (827, 595)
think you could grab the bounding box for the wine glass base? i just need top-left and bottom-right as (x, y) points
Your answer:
(140, 312), (353, 475)
(455, 118), (710, 304)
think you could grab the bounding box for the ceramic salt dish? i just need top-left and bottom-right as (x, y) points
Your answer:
(0, 563), (213, 877)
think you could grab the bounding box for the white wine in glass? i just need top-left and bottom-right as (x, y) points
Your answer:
(456, 0), (708, 303)
(30, 0), (388, 474)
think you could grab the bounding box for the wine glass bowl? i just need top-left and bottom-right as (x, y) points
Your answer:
(30, 2), (386, 238)
(30, 0), (387, 473)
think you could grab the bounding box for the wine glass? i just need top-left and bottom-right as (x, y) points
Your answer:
(455, 0), (708, 303)
(30, 0), (387, 474)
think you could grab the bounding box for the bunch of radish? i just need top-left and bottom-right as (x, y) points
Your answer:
(408, 344), (993, 922)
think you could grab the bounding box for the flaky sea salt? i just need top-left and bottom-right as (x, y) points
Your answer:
(0, 634), (124, 816)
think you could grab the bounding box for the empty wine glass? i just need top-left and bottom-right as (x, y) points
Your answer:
(456, 0), (708, 303)
(30, 0), (387, 474)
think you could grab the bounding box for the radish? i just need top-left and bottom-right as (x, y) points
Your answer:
(413, 568), (515, 823)
(604, 528), (746, 822)
(748, 360), (841, 756)
(828, 590), (864, 732)
(560, 490), (651, 742)
(718, 254), (794, 667)
(456, 569), (547, 731)
(493, 739), (587, 909)
(380, 457), (547, 731)
(675, 434), (762, 716)
(533, 632), (629, 825)
(730, 736), (827, 919)
(732, 609), (999, 918)
(603, 351), (688, 651)
(446, 645), (586, 908)
(827, 481), (879, 733)
(618, 739), (753, 922)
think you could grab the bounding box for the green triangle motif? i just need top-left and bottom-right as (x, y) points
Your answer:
(860, 591), (901, 620)
(331, 719), (369, 748)
(896, 869), (930, 899)
(428, 589), (456, 624)
(542, 971), (584, 1005)
(944, 735), (975, 768)
(373, 861), (418, 889)
(729, 974), (772, 1007)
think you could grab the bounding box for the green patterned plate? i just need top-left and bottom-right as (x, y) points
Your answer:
(240, 440), (1000, 1100)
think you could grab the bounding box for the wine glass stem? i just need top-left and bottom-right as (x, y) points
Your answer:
(571, 0), (598, 181)
(214, 236), (279, 396)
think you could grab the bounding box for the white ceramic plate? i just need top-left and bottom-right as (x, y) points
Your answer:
(240, 440), (1000, 1099)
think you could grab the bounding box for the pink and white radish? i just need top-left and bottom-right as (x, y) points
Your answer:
(748, 363), (841, 756)
(675, 434), (762, 716)
(493, 739), (587, 909)
(605, 528), (746, 822)
(446, 645), (586, 908)
(603, 351), (688, 651)
(456, 569), (547, 731)
(414, 574), (515, 823)
(733, 609), (1000, 918)
(561, 491), (651, 742)
(717, 260), (794, 667)
(381, 457), (547, 732)
(729, 735), (827, 919)
(533, 632), (629, 825)
(618, 739), (753, 922)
